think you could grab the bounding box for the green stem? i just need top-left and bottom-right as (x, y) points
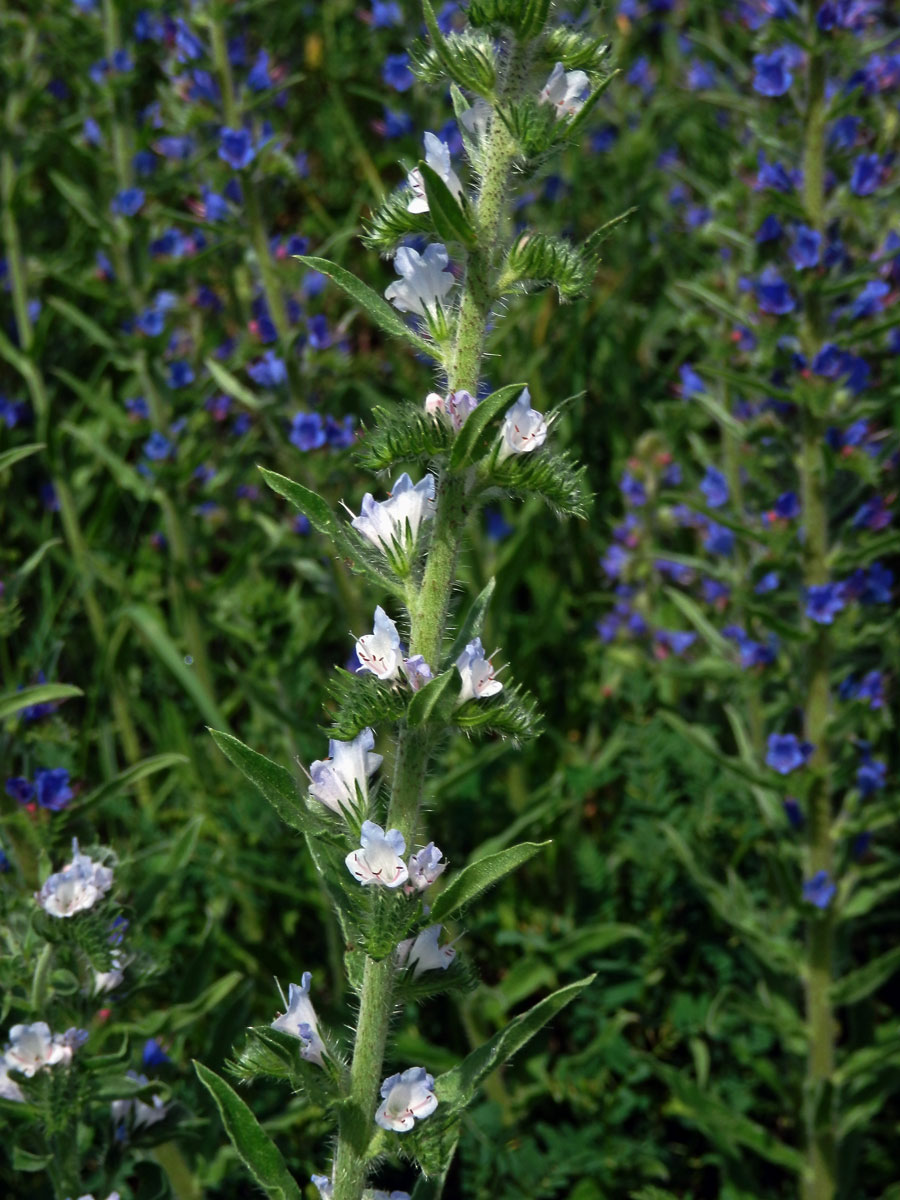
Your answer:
(799, 42), (835, 1200)
(331, 39), (531, 1200)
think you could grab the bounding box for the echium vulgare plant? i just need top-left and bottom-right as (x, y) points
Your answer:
(601, 2), (898, 1197)
(199, 3), (615, 1198)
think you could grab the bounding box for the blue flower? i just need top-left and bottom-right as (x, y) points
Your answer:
(83, 116), (103, 147)
(5, 777), (34, 804)
(168, 361), (194, 389)
(289, 412), (326, 451)
(202, 188), (229, 222)
(324, 415), (356, 450)
(857, 670), (885, 709)
(188, 69), (220, 104)
(701, 519), (734, 556)
(34, 768), (74, 812)
(382, 53), (414, 92)
(774, 491), (800, 519)
(484, 507), (513, 541)
(590, 125), (619, 153)
(850, 153), (881, 196)
(828, 115), (861, 152)
(756, 153), (794, 193)
(753, 49), (793, 96)
(756, 266), (795, 314)
(142, 1038), (172, 1068)
(218, 128), (256, 170)
(700, 466), (728, 508)
(371, 0), (403, 26)
(788, 225), (821, 269)
(686, 58), (716, 90)
(700, 577), (730, 605)
(144, 431), (172, 461)
(307, 314), (331, 350)
(766, 732), (814, 775)
(811, 342), (845, 378)
(857, 756), (886, 797)
(174, 17), (205, 62)
(861, 562), (893, 605)
(620, 471), (646, 507)
(111, 188), (145, 216)
(755, 213), (784, 243)
(654, 630), (696, 656)
(247, 50), (272, 91)
(678, 363), (707, 398)
(0, 395), (30, 428)
(137, 307), (165, 337)
(802, 871), (835, 910)
(755, 570), (780, 594)
(155, 135), (195, 161)
(381, 108), (414, 138)
(848, 280), (889, 320)
(805, 583), (846, 624)
(784, 798), (804, 829)
(852, 495), (891, 531)
(248, 351), (286, 388)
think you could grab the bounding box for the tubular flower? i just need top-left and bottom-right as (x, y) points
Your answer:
(356, 606), (403, 680)
(384, 244), (456, 320)
(497, 388), (548, 461)
(539, 62), (590, 119)
(456, 638), (503, 703)
(345, 821), (409, 888)
(271, 973), (326, 1066)
(3, 1022), (74, 1078)
(402, 655), (433, 691)
(350, 473), (435, 556)
(35, 839), (113, 918)
(407, 132), (464, 213)
(396, 925), (456, 976)
(375, 1067), (438, 1131)
(425, 388), (478, 430)
(407, 842), (447, 891)
(308, 728), (382, 816)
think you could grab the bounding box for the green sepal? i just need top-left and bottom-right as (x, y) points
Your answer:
(407, 975), (595, 1175)
(395, 955), (478, 1004)
(543, 26), (611, 72)
(326, 669), (409, 740)
(418, 161), (478, 249)
(467, 0), (550, 35)
(259, 467), (404, 598)
(407, 666), (461, 729)
(362, 189), (432, 255)
(450, 381), (526, 469)
(446, 577), (495, 667)
(483, 446), (590, 519)
(500, 233), (592, 300)
(228, 1026), (343, 1101)
(454, 684), (543, 743)
(421, 3), (497, 97)
(193, 1061), (304, 1200)
(208, 728), (315, 836)
(356, 402), (453, 473)
(431, 841), (548, 923)
(295, 255), (433, 356)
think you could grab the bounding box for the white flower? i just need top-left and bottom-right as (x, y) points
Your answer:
(4, 1022), (73, 1077)
(271, 973), (326, 1067)
(459, 99), (491, 145)
(356, 606), (403, 681)
(310, 1176), (333, 1200)
(396, 925), (456, 977)
(456, 638), (503, 703)
(375, 1066), (438, 1132)
(345, 821), (409, 888)
(309, 728), (382, 816)
(407, 843), (447, 891)
(93, 953), (127, 995)
(350, 473), (435, 555)
(539, 61), (590, 119)
(407, 132), (464, 214)
(111, 1071), (168, 1131)
(425, 388), (478, 431)
(35, 838), (113, 918)
(402, 655), (433, 692)
(0, 1061), (24, 1102)
(385, 244), (456, 320)
(498, 387), (548, 461)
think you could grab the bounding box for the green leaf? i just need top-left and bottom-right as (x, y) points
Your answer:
(47, 295), (116, 351)
(0, 442), (44, 473)
(205, 357), (265, 410)
(582, 208), (637, 261)
(0, 683), (83, 721)
(446, 577), (495, 667)
(664, 587), (732, 657)
(673, 279), (747, 328)
(659, 710), (776, 790)
(194, 1062), (303, 1200)
(72, 754), (188, 813)
(450, 382), (526, 469)
(431, 841), (549, 923)
(832, 946), (900, 1006)
(12, 1147), (53, 1172)
(295, 255), (433, 356)
(418, 161), (477, 249)
(209, 729), (313, 836)
(63, 421), (154, 501)
(49, 170), (102, 228)
(407, 666), (461, 729)
(125, 605), (230, 730)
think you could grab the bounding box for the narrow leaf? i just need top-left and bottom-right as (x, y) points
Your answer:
(0, 443), (44, 473)
(446, 577), (495, 667)
(47, 296), (116, 351)
(664, 587), (732, 657)
(418, 161), (477, 249)
(259, 468), (338, 539)
(209, 729), (313, 835)
(0, 683), (83, 721)
(832, 946), (900, 1007)
(296, 255), (433, 356)
(125, 605), (230, 731)
(407, 666), (460, 729)
(450, 382), (525, 469)
(431, 841), (548, 922)
(72, 754), (188, 813)
(49, 170), (101, 228)
(194, 1062), (304, 1200)
(205, 357), (265, 410)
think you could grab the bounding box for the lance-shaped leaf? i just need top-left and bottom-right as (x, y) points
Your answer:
(418, 161), (477, 250)
(446, 577), (495, 667)
(450, 382), (526, 470)
(326, 669), (409, 740)
(194, 1062), (304, 1200)
(409, 975), (595, 1175)
(664, 587), (732, 657)
(431, 841), (548, 923)
(832, 945), (900, 1007)
(209, 728), (314, 835)
(407, 666), (461, 729)
(0, 442), (44, 474)
(356, 403), (454, 472)
(0, 683), (83, 722)
(582, 207), (637, 262)
(485, 448), (590, 519)
(205, 357), (265, 410)
(295, 255), (433, 356)
(260, 468), (403, 597)
(70, 754), (188, 813)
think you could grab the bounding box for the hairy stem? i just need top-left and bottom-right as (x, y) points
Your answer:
(331, 42), (531, 1200)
